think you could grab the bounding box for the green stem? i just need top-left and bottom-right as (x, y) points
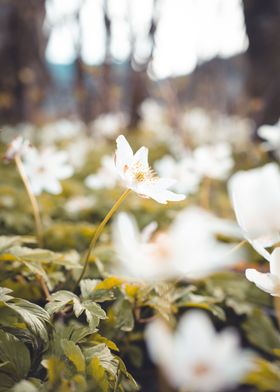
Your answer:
(74, 188), (131, 290)
(15, 155), (43, 247)
(14, 155), (49, 299)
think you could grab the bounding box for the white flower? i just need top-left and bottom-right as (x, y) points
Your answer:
(85, 155), (119, 190)
(170, 207), (244, 278)
(67, 137), (94, 169)
(4, 136), (31, 162)
(91, 112), (128, 138)
(112, 212), (173, 280)
(114, 135), (185, 204)
(258, 122), (280, 155)
(112, 209), (243, 281)
(40, 119), (85, 144)
(193, 142), (234, 180)
(155, 155), (201, 195)
(145, 311), (254, 392)
(64, 196), (95, 216)
(22, 147), (74, 195)
(246, 248), (280, 296)
(228, 163), (280, 259)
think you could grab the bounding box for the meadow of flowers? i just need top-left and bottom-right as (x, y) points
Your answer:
(0, 103), (280, 392)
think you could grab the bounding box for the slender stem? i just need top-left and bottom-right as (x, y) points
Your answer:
(226, 239), (247, 257)
(200, 176), (211, 210)
(14, 155), (49, 299)
(74, 188), (131, 290)
(15, 155), (43, 247)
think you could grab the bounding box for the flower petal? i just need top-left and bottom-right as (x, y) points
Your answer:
(133, 146), (149, 169)
(115, 135), (133, 175)
(270, 248), (280, 277)
(245, 268), (280, 296)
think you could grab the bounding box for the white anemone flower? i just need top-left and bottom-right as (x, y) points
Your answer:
(145, 311), (254, 392)
(258, 122), (280, 156)
(246, 248), (280, 296)
(114, 135), (185, 204)
(4, 136), (31, 162)
(22, 147), (74, 195)
(113, 209), (243, 281)
(155, 155), (202, 195)
(193, 142), (234, 180)
(228, 163), (280, 259)
(85, 155), (119, 190)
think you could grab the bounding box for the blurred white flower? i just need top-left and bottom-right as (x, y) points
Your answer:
(64, 195), (95, 217)
(22, 148), (74, 195)
(91, 112), (128, 138)
(113, 208), (243, 281)
(246, 248), (280, 296)
(139, 99), (173, 139)
(258, 122), (280, 157)
(228, 163), (280, 259)
(113, 212), (170, 280)
(67, 137), (93, 169)
(181, 108), (252, 149)
(193, 142), (234, 180)
(171, 207), (244, 278)
(115, 135), (185, 204)
(155, 155), (201, 195)
(4, 136), (31, 162)
(40, 119), (85, 144)
(145, 311), (254, 392)
(85, 155), (119, 190)
(181, 107), (211, 143)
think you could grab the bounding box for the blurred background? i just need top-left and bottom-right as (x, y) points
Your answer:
(0, 0), (279, 134)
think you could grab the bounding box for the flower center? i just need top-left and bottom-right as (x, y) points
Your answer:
(135, 172), (146, 182)
(192, 362), (211, 377)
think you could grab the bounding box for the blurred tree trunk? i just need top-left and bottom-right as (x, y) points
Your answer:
(0, 0), (49, 124)
(127, 0), (159, 129)
(243, 0), (280, 131)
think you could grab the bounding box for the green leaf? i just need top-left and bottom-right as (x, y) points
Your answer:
(0, 287), (13, 302)
(83, 301), (107, 330)
(46, 291), (106, 330)
(243, 309), (280, 354)
(61, 339), (86, 373)
(45, 290), (78, 315)
(0, 288), (50, 341)
(0, 330), (31, 381)
(112, 297), (134, 332)
(7, 299), (50, 342)
(83, 344), (118, 376)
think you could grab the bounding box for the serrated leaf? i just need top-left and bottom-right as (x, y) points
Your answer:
(83, 301), (107, 330)
(61, 339), (85, 373)
(80, 279), (99, 299)
(83, 344), (118, 376)
(46, 290), (78, 315)
(7, 299), (50, 342)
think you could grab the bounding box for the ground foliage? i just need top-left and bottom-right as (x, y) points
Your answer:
(0, 131), (279, 392)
